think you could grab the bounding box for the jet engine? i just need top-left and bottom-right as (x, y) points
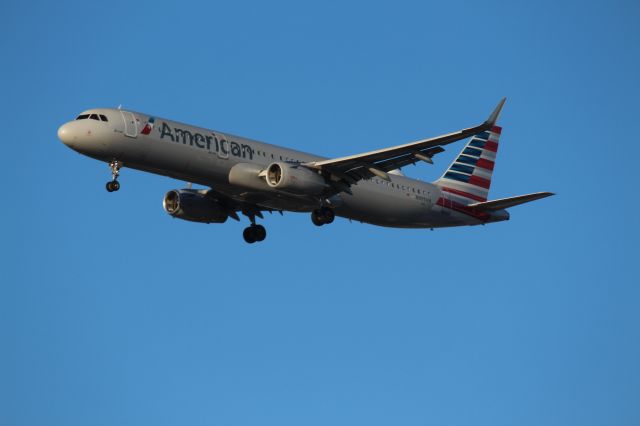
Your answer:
(264, 162), (328, 195)
(162, 189), (228, 223)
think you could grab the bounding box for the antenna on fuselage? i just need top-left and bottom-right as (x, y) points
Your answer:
(117, 104), (122, 110)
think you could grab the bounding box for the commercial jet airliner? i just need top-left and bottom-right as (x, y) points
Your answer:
(57, 99), (553, 243)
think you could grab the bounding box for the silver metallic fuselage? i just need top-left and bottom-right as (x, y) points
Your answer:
(58, 108), (508, 228)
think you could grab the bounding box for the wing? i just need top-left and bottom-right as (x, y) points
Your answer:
(303, 98), (506, 185)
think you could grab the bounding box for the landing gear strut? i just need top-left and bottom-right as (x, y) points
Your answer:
(106, 159), (122, 192)
(311, 207), (335, 226)
(242, 211), (267, 244)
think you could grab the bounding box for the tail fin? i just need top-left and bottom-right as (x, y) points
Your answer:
(435, 126), (502, 202)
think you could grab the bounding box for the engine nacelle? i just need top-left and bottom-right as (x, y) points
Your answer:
(162, 189), (228, 223)
(228, 162), (271, 191)
(265, 162), (328, 195)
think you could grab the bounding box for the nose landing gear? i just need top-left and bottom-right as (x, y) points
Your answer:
(311, 207), (335, 226)
(106, 159), (122, 192)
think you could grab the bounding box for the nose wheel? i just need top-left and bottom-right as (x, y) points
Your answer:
(311, 207), (335, 226)
(106, 159), (122, 192)
(106, 180), (120, 192)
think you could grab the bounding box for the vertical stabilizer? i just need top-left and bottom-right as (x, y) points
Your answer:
(435, 126), (502, 203)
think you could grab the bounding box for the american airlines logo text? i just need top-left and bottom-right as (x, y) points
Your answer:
(159, 122), (254, 160)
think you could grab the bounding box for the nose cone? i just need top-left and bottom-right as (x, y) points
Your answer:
(58, 122), (73, 146)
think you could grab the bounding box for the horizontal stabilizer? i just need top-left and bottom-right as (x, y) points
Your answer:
(468, 192), (554, 211)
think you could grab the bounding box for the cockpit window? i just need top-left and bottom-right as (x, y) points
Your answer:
(75, 112), (108, 122)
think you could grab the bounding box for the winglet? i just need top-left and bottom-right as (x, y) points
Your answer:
(486, 97), (506, 126)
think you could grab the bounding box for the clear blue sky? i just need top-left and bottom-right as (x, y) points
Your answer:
(1, 1), (638, 425)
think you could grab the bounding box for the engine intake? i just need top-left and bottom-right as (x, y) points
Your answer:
(163, 189), (228, 223)
(265, 162), (328, 195)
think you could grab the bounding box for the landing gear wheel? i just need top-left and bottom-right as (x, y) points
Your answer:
(321, 207), (335, 224)
(243, 224), (267, 243)
(311, 207), (335, 226)
(311, 210), (324, 226)
(254, 224), (267, 242)
(243, 226), (257, 244)
(105, 181), (120, 192)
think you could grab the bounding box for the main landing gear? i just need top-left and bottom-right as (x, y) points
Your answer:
(311, 207), (335, 226)
(105, 159), (122, 192)
(242, 211), (267, 244)
(243, 224), (267, 244)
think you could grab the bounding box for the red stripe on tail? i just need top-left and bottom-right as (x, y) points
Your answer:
(468, 175), (491, 189)
(484, 141), (498, 152)
(441, 187), (486, 202)
(476, 158), (495, 171)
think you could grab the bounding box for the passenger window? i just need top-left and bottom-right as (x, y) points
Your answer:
(89, 114), (100, 120)
(76, 114), (89, 120)
(99, 114), (108, 122)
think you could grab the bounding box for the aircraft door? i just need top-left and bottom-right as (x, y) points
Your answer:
(121, 111), (137, 138)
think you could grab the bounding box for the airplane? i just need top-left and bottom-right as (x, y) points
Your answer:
(57, 98), (553, 243)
